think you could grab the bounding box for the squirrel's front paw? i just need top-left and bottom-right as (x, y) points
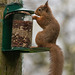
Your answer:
(32, 16), (37, 19)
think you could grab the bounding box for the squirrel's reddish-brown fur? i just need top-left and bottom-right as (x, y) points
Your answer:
(32, 1), (64, 75)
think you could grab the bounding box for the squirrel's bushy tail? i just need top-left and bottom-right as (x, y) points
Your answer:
(46, 44), (64, 75)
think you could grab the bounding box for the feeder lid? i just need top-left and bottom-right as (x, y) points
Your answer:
(16, 8), (34, 14)
(4, 3), (34, 18)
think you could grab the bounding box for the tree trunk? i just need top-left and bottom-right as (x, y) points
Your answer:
(0, 0), (22, 75)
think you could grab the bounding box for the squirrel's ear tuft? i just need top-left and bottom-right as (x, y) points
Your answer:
(44, 0), (48, 7)
(44, 0), (49, 12)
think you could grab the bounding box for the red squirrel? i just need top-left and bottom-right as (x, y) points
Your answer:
(32, 1), (64, 75)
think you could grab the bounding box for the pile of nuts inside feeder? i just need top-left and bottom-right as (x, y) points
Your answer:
(11, 20), (32, 48)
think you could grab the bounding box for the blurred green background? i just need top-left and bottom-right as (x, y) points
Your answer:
(0, 0), (75, 75)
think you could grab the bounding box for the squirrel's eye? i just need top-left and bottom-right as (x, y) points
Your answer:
(38, 8), (41, 11)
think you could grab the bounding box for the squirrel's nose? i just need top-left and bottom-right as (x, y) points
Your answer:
(34, 11), (36, 14)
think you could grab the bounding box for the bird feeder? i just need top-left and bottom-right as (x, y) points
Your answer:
(11, 11), (33, 49)
(2, 3), (49, 53)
